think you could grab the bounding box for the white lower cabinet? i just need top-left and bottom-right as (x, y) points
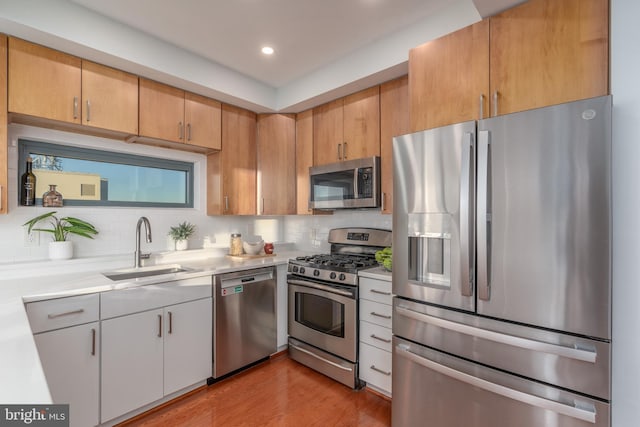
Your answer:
(358, 274), (392, 396)
(33, 322), (100, 427)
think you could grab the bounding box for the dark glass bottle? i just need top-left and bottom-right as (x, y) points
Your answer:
(20, 156), (36, 206)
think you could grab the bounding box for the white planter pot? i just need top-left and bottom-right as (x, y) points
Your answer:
(49, 241), (73, 260)
(175, 239), (188, 251)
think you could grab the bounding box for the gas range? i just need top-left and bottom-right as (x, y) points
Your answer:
(287, 228), (392, 286)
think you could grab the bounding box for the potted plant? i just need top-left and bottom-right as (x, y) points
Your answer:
(23, 211), (99, 260)
(168, 221), (196, 251)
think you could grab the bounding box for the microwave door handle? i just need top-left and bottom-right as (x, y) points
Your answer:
(460, 132), (474, 297)
(353, 169), (359, 199)
(477, 130), (491, 301)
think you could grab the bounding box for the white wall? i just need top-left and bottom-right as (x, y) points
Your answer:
(0, 125), (284, 264)
(611, 0), (640, 426)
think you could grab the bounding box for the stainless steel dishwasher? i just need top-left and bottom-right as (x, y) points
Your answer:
(213, 266), (277, 378)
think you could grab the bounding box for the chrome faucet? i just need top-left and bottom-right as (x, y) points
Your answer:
(134, 216), (152, 268)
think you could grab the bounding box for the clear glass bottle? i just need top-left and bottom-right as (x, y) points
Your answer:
(42, 184), (63, 207)
(230, 233), (243, 256)
(20, 156), (36, 206)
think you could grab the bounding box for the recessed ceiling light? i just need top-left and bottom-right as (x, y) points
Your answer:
(261, 46), (274, 55)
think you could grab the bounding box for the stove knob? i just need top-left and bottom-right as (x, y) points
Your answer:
(292, 266), (299, 273)
(313, 269), (320, 277)
(299, 267), (305, 274)
(330, 272), (337, 280)
(339, 273), (346, 281)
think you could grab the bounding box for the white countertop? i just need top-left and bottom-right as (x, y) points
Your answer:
(359, 266), (392, 281)
(0, 249), (300, 405)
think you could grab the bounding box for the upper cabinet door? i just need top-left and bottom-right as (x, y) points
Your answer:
(139, 78), (185, 143)
(82, 61), (138, 134)
(343, 86), (380, 161)
(409, 20), (489, 132)
(184, 92), (222, 151)
(313, 98), (344, 166)
(8, 38), (81, 124)
(257, 114), (296, 215)
(295, 109), (314, 215)
(489, 0), (609, 116)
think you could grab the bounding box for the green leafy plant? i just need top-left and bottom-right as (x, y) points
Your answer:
(168, 221), (196, 241)
(23, 211), (98, 242)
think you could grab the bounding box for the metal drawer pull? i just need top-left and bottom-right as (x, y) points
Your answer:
(91, 328), (96, 356)
(73, 96), (78, 119)
(370, 365), (391, 376)
(47, 309), (84, 319)
(157, 314), (162, 338)
(168, 311), (173, 334)
(187, 123), (192, 141)
(371, 334), (391, 343)
(178, 121), (184, 140)
(370, 289), (391, 296)
(371, 312), (391, 319)
(290, 342), (353, 372)
(396, 306), (597, 363)
(396, 344), (596, 423)
(86, 99), (91, 121)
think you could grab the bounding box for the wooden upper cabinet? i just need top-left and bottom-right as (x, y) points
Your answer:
(380, 76), (409, 215)
(257, 114), (296, 215)
(207, 104), (256, 215)
(295, 109), (313, 215)
(409, 20), (489, 132)
(184, 93), (222, 151)
(489, 0), (609, 115)
(1, 35), (7, 215)
(313, 86), (380, 166)
(139, 78), (185, 143)
(8, 37), (81, 124)
(82, 61), (138, 134)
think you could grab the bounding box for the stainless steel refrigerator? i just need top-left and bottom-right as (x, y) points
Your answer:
(392, 95), (611, 427)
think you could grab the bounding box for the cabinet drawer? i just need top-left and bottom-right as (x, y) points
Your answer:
(101, 276), (212, 319)
(359, 277), (392, 305)
(360, 320), (392, 352)
(359, 342), (392, 395)
(360, 299), (392, 329)
(26, 293), (100, 333)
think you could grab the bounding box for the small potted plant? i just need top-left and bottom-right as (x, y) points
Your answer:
(168, 221), (196, 251)
(23, 211), (99, 260)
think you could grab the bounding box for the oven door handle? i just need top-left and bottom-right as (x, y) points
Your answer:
(288, 278), (354, 297)
(290, 341), (353, 372)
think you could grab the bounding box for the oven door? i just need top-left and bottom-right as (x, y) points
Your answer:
(287, 277), (357, 362)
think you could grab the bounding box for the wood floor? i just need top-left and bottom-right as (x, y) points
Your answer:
(119, 354), (391, 427)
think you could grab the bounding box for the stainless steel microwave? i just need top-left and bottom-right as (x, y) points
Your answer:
(309, 156), (380, 209)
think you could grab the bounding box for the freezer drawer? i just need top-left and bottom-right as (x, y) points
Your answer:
(393, 298), (610, 401)
(392, 336), (610, 427)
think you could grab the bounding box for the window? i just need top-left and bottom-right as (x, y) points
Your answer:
(18, 140), (194, 208)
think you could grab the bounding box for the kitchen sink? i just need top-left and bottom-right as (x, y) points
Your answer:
(103, 264), (191, 281)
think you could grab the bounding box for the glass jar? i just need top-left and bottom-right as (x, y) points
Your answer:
(229, 233), (243, 256)
(42, 184), (63, 207)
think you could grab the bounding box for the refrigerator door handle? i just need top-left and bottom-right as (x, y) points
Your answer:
(395, 306), (597, 363)
(477, 130), (491, 301)
(460, 132), (474, 297)
(395, 344), (597, 424)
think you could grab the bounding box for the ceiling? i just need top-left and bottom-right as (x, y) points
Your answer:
(69, 0), (457, 88)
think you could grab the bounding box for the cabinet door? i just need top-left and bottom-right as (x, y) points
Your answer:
(380, 76), (409, 214)
(8, 37), (81, 124)
(489, 0), (609, 116)
(34, 322), (99, 427)
(295, 109), (313, 215)
(313, 98), (343, 166)
(0, 35), (7, 215)
(101, 309), (164, 423)
(81, 61), (138, 134)
(343, 86), (380, 160)
(257, 114), (296, 215)
(409, 20), (489, 132)
(139, 78), (185, 143)
(222, 104), (257, 215)
(163, 298), (212, 395)
(185, 92), (222, 151)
